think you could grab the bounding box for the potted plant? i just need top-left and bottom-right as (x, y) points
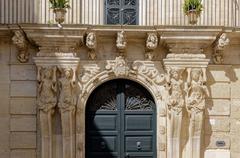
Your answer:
(183, 0), (203, 25)
(49, 0), (70, 24)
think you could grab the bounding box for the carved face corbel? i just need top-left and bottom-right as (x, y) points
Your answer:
(145, 33), (158, 60)
(213, 33), (230, 64)
(86, 32), (97, 60)
(12, 30), (29, 63)
(116, 31), (127, 57)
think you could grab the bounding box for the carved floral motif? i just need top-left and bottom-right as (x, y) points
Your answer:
(12, 31), (29, 63)
(106, 56), (129, 76)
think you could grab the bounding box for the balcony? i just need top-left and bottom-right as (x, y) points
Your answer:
(0, 0), (240, 27)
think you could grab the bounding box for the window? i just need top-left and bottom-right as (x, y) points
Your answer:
(105, 0), (138, 25)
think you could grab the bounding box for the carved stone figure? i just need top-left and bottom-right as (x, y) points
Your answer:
(106, 56), (129, 76)
(116, 31), (127, 55)
(185, 68), (209, 158)
(58, 68), (77, 158)
(146, 33), (158, 50)
(37, 66), (57, 158)
(86, 32), (97, 60)
(166, 67), (184, 158)
(12, 30), (29, 63)
(213, 33), (230, 64)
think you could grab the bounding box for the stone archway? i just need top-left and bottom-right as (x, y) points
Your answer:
(75, 57), (167, 158)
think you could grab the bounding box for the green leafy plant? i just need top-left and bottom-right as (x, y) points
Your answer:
(49, 0), (70, 9)
(183, 0), (203, 15)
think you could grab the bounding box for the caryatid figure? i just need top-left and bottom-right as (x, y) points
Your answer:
(185, 68), (209, 158)
(166, 67), (184, 158)
(37, 66), (57, 158)
(58, 67), (77, 158)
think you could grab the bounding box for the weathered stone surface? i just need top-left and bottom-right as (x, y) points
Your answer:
(208, 83), (230, 99)
(0, 64), (10, 83)
(206, 99), (230, 116)
(231, 82), (240, 99)
(11, 150), (36, 158)
(10, 132), (36, 149)
(231, 152), (240, 158)
(230, 118), (240, 134)
(10, 81), (36, 97)
(231, 99), (240, 119)
(10, 116), (36, 132)
(207, 66), (231, 82)
(11, 65), (36, 81)
(205, 117), (230, 134)
(230, 136), (240, 152)
(10, 98), (36, 115)
(204, 150), (230, 158)
(205, 133), (230, 149)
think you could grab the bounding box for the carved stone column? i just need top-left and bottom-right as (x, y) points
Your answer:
(34, 52), (80, 158)
(36, 66), (57, 158)
(164, 53), (209, 158)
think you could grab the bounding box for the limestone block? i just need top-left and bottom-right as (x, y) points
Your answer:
(231, 99), (240, 119)
(204, 150), (230, 158)
(0, 149), (10, 158)
(10, 81), (36, 97)
(0, 117), (10, 150)
(230, 135), (240, 152)
(230, 118), (240, 134)
(207, 66), (231, 82)
(10, 132), (36, 149)
(208, 83), (230, 99)
(11, 149), (36, 158)
(0, 64), (10, 83)
(205, 117), (230, 134)
(233, 66), (240, 81)
(205, 133), (230, 149)
(0, 43), (10, 64)
(11, 65), (36, 81)
(231, 83), (240, 99)
(10, 98), (36, 115)
(231, 152), (240, 158)
(0, 83), (10, 98)
(206, 99), (230, 116)
(10, 116), (36, 132)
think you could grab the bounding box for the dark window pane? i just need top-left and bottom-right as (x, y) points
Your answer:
(123, 8), (137, 25)
(107, 0), (120, 5)
(107, 8), (120, 24)
(124, 0), (136, 5)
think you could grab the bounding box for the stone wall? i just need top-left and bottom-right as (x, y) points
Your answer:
(0, 27), (240, 158)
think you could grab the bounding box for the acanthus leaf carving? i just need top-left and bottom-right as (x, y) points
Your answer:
(132, 60), (165, 85)
(213, 33), (230, 64)
(106, 56), (129, 77)
(12, 30), (29, 63)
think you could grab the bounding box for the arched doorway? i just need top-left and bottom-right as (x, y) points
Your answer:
(86, 79), (156, 158)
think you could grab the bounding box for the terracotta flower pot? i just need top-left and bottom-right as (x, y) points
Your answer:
(187, 10), (199, 25)
(53, 8), (67, 24)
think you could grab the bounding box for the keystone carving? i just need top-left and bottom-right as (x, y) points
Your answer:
(116, 31), (127, 56)
(106, 56), (129, 76)
(86, 32), (97, 60)
(213, 33), (230, 64)
(145, 33), (158, 60)
(37, 66), (57, 158)
(12, 30), (29, 63)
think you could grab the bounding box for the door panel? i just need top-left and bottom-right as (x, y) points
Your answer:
(86, 79), (156, 158)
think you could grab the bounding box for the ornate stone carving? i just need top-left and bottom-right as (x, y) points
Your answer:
(37, 66), (57, 158)
(213, 33), (230, 64)
(116, 31), (127, 56)
(12, 30), (29, 63)
(106, 56), (129, 76)
(81, 64), (101, 83)
(185, 68), (209, 158)
(132, 61), (165, 85)
(86, 32), (97, 60)
(145, 33), (158, 60)
(125, 96), (153, 110)
(58, 67), (77, 158)
(159, 126), (166, 135)
(166, 67), (184, 158)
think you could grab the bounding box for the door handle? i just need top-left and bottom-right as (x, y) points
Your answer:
(137, 141), (141, 150)
(126, 153), (130, 158)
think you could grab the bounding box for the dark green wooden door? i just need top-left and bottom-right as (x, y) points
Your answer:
(86, 79), (156, 158)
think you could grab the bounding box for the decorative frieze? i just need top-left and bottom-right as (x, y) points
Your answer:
(12, 30), (29, 63)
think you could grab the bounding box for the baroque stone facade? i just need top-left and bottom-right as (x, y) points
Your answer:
(0, 24), (240, 158)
